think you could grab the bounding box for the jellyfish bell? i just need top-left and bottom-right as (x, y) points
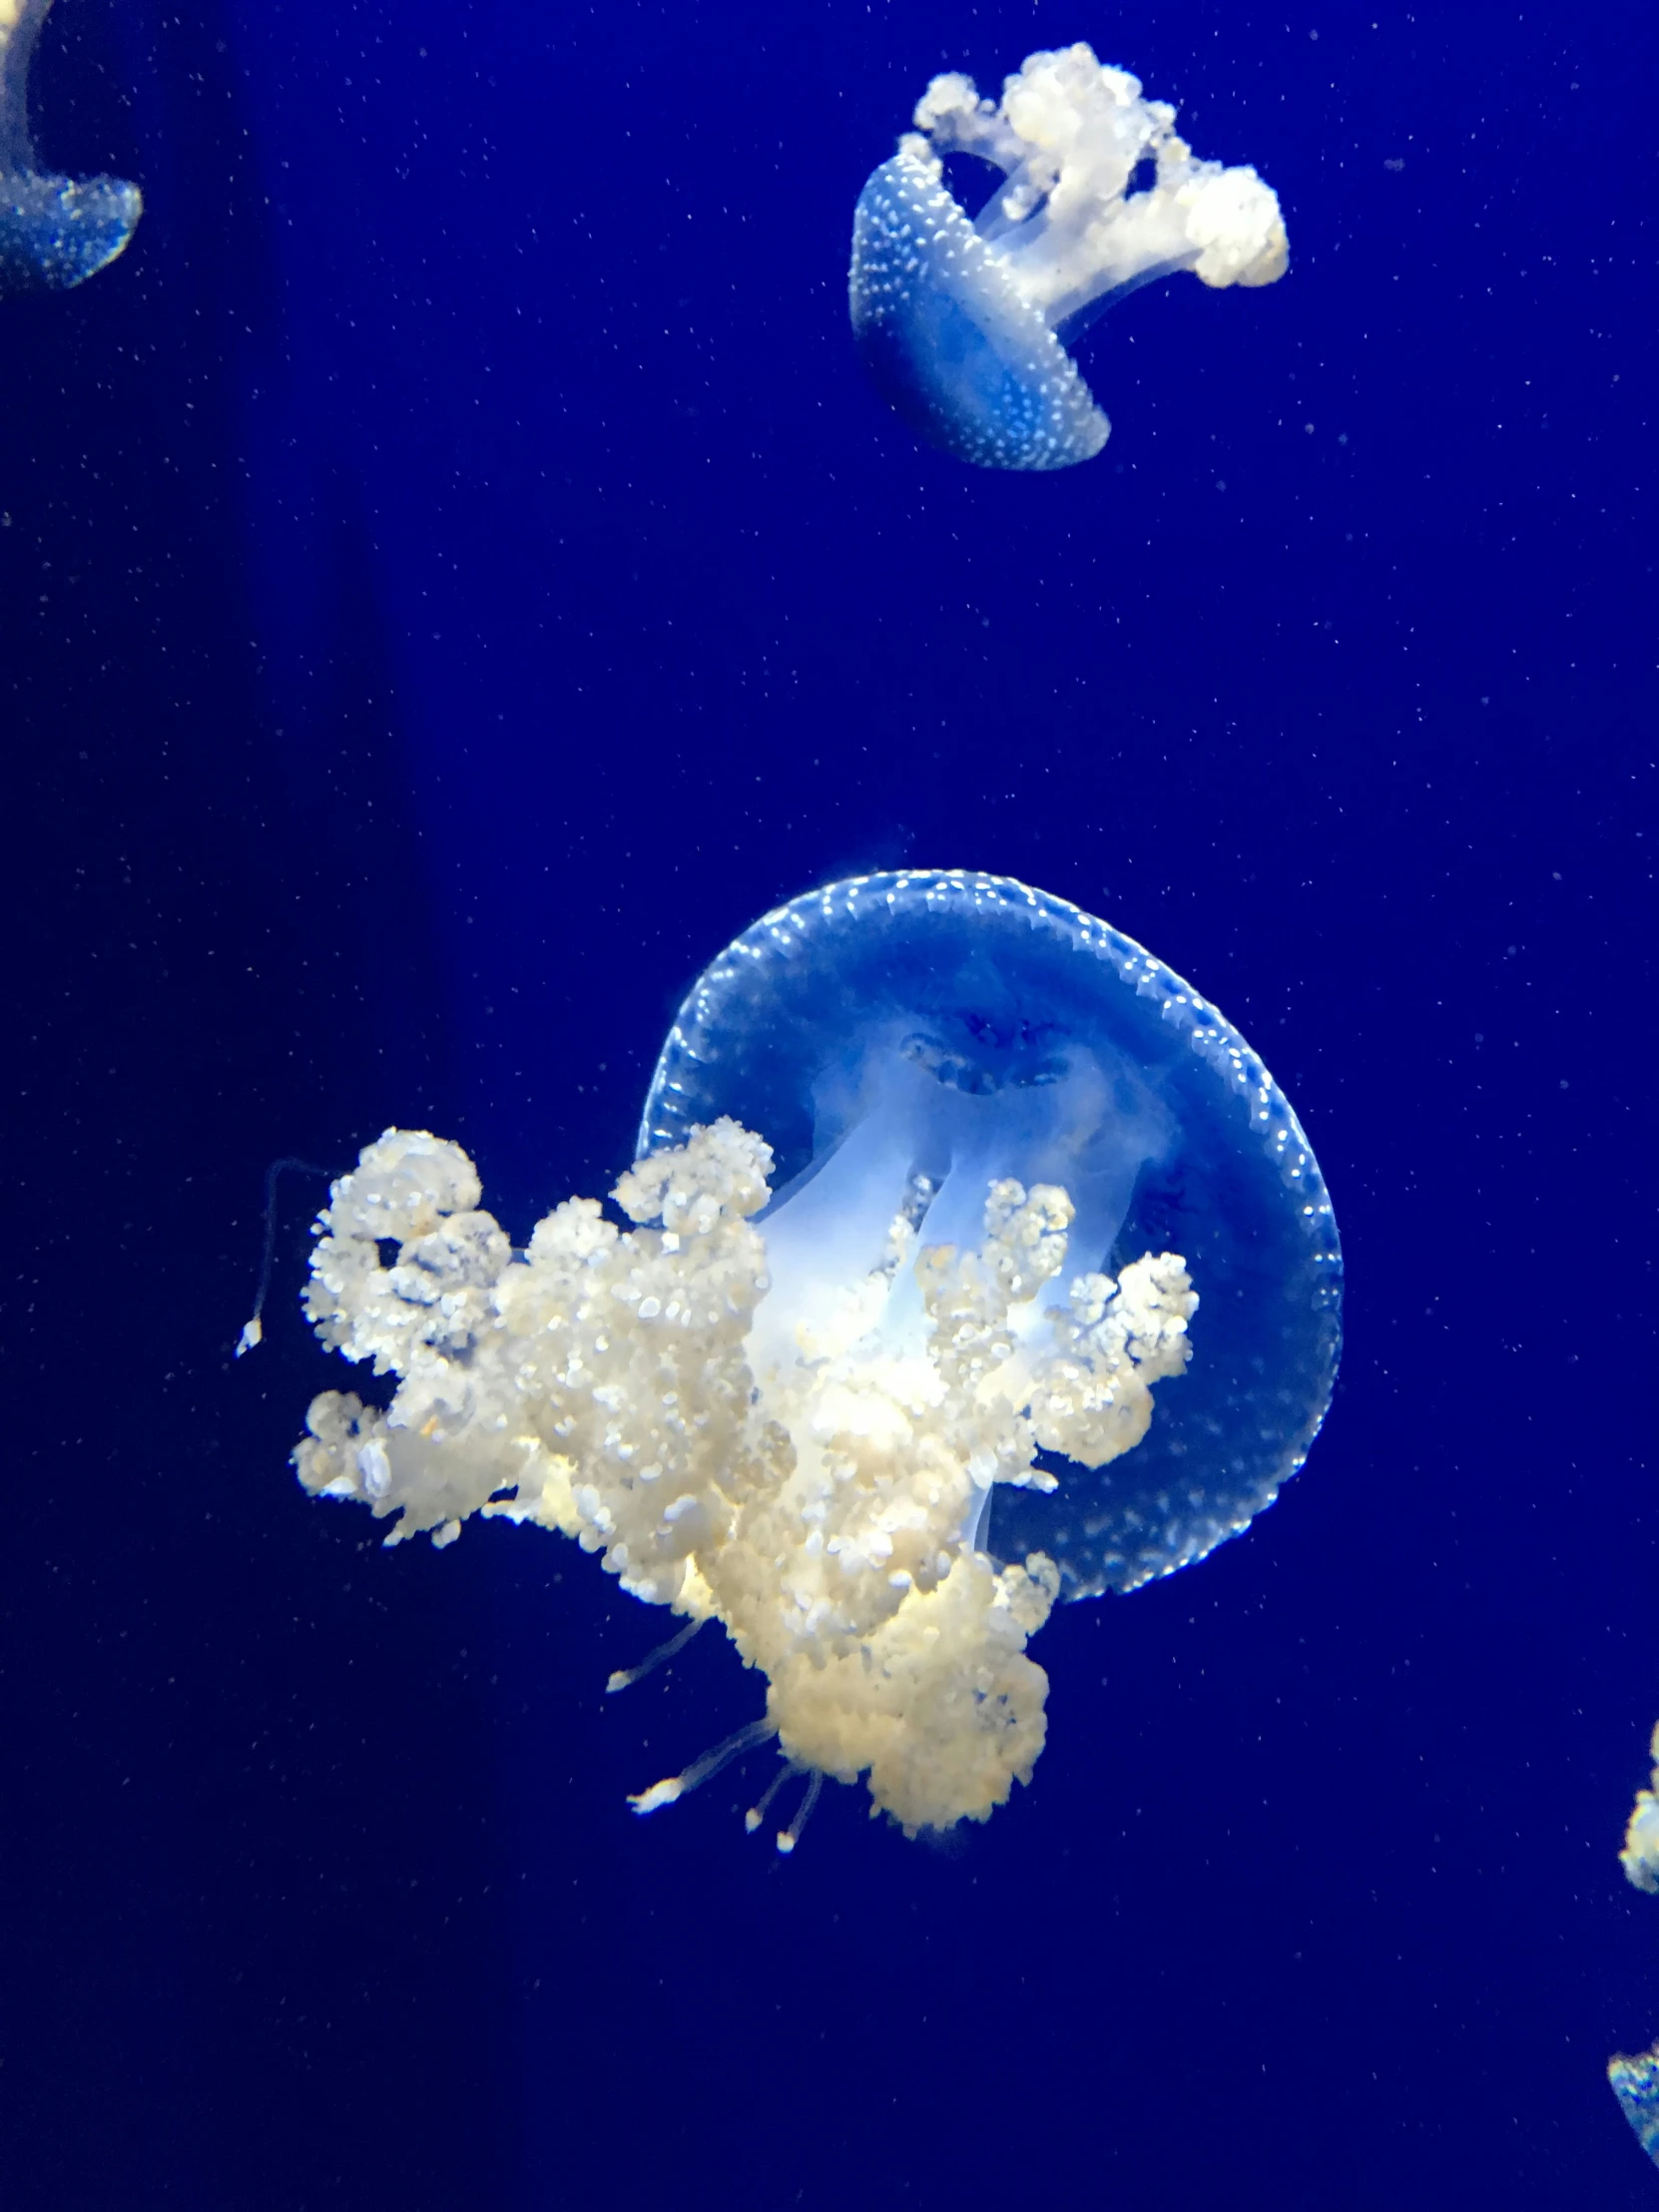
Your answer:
(287, 872), (1340, 1843)
(0, 0), (141, 299)
(848, 146), (1109, 473)
(643, 870), (1342, 1596)
(848, 43), (1288, 469)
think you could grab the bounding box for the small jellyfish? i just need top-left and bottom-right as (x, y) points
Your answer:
(287, 872), (1341, 1844)
(1612, 1723), (1659, 2165)
(0, 0), (141, 299)
(848, 43), (1288, 469)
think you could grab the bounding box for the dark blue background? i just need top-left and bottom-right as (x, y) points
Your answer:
(4, 0), (1655, 2204)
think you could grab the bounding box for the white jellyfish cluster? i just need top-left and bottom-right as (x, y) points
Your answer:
(294, 1118), (1196, 1839)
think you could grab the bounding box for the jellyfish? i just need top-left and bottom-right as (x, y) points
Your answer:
(1611, 1724), (1659, 2163)
(0, 0), (141, 299)
(1621, 1726), (1659, 1897)
(1611, 2045), (1659, 2167)
(289, 872), (1341, 1845)
(848, 43), (1288, 470)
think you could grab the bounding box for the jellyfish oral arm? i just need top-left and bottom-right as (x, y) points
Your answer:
(0, 0), (37, 172)
(290, 1120), (1195, 1838)
(902, 48), (1289, 331)
(906, 71), (1030, 177)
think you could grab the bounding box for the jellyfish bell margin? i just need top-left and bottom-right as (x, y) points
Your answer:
(848, 43), (1289, 471)
(281, 871), (1342, 1849)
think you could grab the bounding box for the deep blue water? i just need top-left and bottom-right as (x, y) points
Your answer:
(4, 1), (1656, 2205)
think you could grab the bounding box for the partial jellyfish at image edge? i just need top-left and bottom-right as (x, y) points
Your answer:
(0, 0), (141, 298)
(848, 43), (1288, 470)
(280, 871), (1342, 1848)
(1613, 1726), (1659, 2165)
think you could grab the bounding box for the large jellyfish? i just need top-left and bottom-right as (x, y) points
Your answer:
(1610, 1725), (1659, 2163)
(0, 0), (141, 298)
(289, 872), (1341, 1845)
(848, 43), (1288, 470)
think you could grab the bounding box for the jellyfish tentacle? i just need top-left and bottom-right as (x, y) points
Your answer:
(236, 1157), (333, 1357)
(743, 1759), (798, 1837)
(627, 1718), (777, 1817)
(605, 1615), (706, 1695)
(776, 1771), (824, 1856)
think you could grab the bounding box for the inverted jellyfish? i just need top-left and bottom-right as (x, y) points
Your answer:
(289, 872), (1342, 1845)
(1610, 1724), (1659, 2163)
(0, 0), (141, 299)
(848, 43), (1287, 470)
